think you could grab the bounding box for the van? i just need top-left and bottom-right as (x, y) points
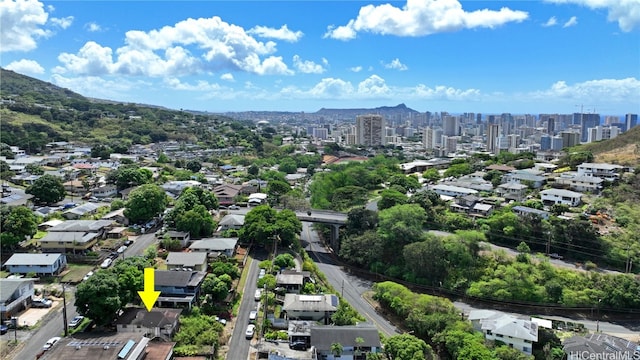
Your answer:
(254, 289), (262, 301)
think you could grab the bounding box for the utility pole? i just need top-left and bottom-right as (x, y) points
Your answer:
(62, 281), (69, 336)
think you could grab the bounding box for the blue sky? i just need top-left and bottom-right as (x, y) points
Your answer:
(2, 0), (639, 115)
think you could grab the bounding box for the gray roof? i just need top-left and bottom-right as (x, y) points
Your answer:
(115, 307), (182, 327)
(165, 252), (208, 267)
(563, 333), (638, 358)
(218, 214), (244, 226)
(48, 220), (113, 232)
(0, 278), (34, 303)
(189, 238), (238, 251)
(40, 232), (99, 244)
(283, 294), (339, 312)
(276, 273), (304, 286)
(311, 324), (381, 350)
(4, 253), (65, 266)
(154, 270), (206, 287)
(512, 206), (550, 217)
(64, 202), (101, 215)
(540, 188), (583, 198)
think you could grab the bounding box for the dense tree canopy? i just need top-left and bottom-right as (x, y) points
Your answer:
(239, 205), (302, 248)
(0, 205), (38, 248)
(75, 271), (122, 326)
(26, 174), (66, 205)
(124, 184), (167, 224)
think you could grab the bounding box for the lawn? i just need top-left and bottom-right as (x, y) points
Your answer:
(61, 264), (95, 283)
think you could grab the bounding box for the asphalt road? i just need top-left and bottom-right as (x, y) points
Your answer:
(226, 249), (263, 360)
(300, 222), (399, 337)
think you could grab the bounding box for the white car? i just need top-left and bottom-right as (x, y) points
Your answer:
(258, 268), (266, 279)
(100, 258), (113, 268)
(254, 289), (262, 301)
(245, 324), (256, 339)
(117, 245), (128, 254)
(82, 271), (94, 281)
(43, 337), (61, 351)
(249, 310), (258, 323)
(68, 315), (84, 328)
(229, 205), (240, 210)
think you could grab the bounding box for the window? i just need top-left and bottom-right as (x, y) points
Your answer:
(486, 330), (492, 335)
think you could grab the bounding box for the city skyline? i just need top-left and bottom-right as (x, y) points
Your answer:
(1, 0), (639, 115)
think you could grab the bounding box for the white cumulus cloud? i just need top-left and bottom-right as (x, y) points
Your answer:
(563, 16), (578, 27)
(50, 74), (143, 100)
(383, 58), (408, 71)
(545, 0), (640, 32)
(85, 22), (102, 32)
(248, 24), (303, 42)
(0, 0), (51, 52)
(292, 55), (326, 74)
(531, 78), (640, 103)
(56, 16), (293, 77)
(324, 0), (528, 40)
(50, 16), (73, 29)
(542, 16), (558, 27)
(220, 73), (234, 82)
(5, 59), (45, 75)
(350, 66), (363, 72)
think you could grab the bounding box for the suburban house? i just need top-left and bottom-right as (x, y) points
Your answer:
(540, 189), (583, 207)
(430, 184), (478, 198)
(62, 202), (102, 220)
(3, 253), (67, 276)
(0, 278), (35, 321)
(282, 294), (339, 325)
(563, 333), (639, 360)
(91, 184), (117, 198)
(311, 323), (382, 360)
(165, 252), (208, 272)
(496, 183), (528, 201)
(247, 192), (268, 206)
(164, 231), (191, 248)
(576, 163), (624, 181)
(213, 183), (243, 206)
(63, 180), (85, 195)
(162, 180), (201, 196)
(276, 271), (306, 294)
(217, 214), (244, 232)
(469, 310), (538, 356)
(188, 238), (238, 258)
(101, 208), (129, 225)
(154, 270), (207, 309)
(37, 219), (65, 231)
(554, 174), (603, 193)
(503, 170), (546, 189)
(39, 231), (100, 253)
(512, 206), (550, 220)
(115, 307), (183, 339)
(47, 219), (114, 237)
(33, 332), (165, 360)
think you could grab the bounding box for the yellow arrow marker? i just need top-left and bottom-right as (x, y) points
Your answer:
(138, 268), (160, 311)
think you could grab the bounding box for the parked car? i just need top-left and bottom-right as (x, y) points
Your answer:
(549, 253), (564, 260)
(117, 245), (128, 254)
(68, 315), (84, 328)
(32, 298), (53, 308)
(82, 271), (94, 281)
(0, 324), (8, 335)
(245, 324), (256, 339)
(254, 289), (262, 301)
(43, 337), (61, 351)
(229, 205), (240, 210)
(123, 239), (133, 246)
(258, 268), (266, 279)
(249, 310), (257, 323)
(100, 258), (113, 268)
(289, 340), (307, 350)
(62, 203), (77, 210)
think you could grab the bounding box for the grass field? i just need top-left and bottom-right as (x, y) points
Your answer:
(61, 264), (95, 283)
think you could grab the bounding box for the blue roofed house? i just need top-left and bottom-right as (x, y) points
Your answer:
(0, 278), (35, 321)
(3, 253), (67, 276)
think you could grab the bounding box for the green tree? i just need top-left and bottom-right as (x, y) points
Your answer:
(331, 342), (343, 357)
(378, 204), (427, 261)
(383, 333), (434, 360)
(0, 205), (38, 249)
(422, 168), (441, 183)
(202, 274), (230, 302)
(278, 157), (297, 174)
(247, 164), (260, 176)
(124, 184), (167, 224)
(339, 230), (383, 269)
(403, 235), (447, 286)
(25, 163), (44, 175)
(176, 204), (215, 238)
(345, 207), (379, 236)
(267, 179), (291, 205)
(377, 189), (408, 211)
(26, 174), (66, 205)
(185, 160), (202, 173)
(273, 253), (296, 269)
(494, 345), (533, 360)
(239, 205), (301, 248)
(75, 271), (122, 326)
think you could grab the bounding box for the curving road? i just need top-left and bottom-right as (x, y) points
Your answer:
(300, 222), (399, 337)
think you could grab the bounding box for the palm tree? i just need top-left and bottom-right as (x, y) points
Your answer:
(330, 342), (343, 357)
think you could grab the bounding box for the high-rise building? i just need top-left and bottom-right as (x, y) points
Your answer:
(355, 114), (386, 146)
(588, 126), (620, 143)
(551, 136), (564, 151)
(423, 127), (434, 149)
(625, 113), (638, 132)
(540, 135), (551, 150)
(443, 116), (458, 136)
(313, 127), (328, 140)
(574, 113), (600, 142)
(560, 131), (581, 148)
(547, 118), (555, 136)
(441, 135), (458, 155)
(486, 124), (500, 153)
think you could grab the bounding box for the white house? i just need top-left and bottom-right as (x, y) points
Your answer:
(188, 237), (238, 258)
(217, 214), (244, 232)
(469, 310), (538, 356)
(429, 184), (478, 198)
(540, 188), (583, 207)
(576, 163), (623, 181)
(282, 294), (339, 325)
(0, 278), (35, 320)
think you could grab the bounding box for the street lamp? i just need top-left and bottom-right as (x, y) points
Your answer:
(596, 298), (602, 333)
